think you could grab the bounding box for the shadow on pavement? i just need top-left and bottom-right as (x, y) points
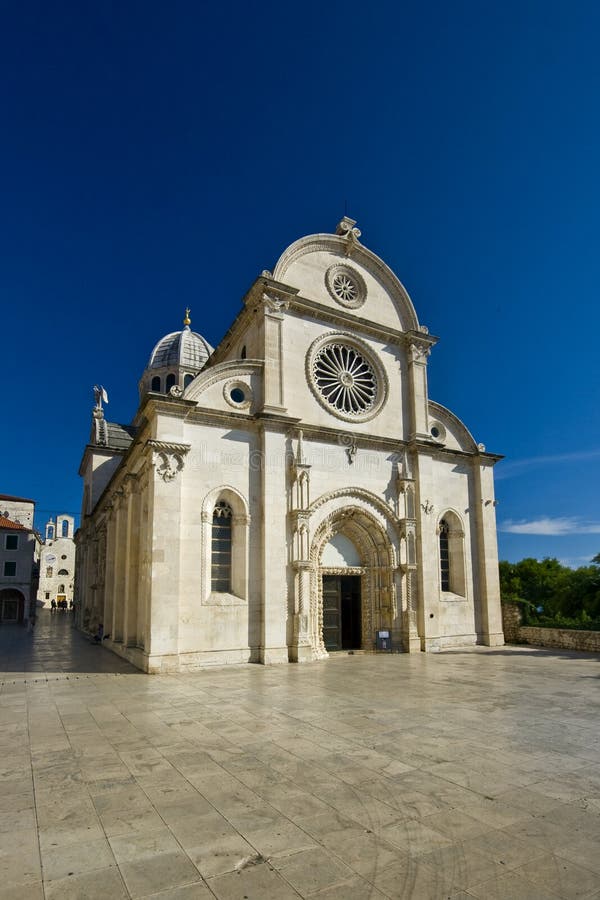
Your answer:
(0, 609), (141, 677)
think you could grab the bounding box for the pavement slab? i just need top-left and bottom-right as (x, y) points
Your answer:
(1, 611), (600, 898)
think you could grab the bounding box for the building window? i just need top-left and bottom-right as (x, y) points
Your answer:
(241, 345), (247, 360)
(166, 373), (176, 390)
(184, 374), (193, 388)
(45, 592), (50, 600)
(211, 501), (232, 592)
(58, 569), (69, 576)
(151, 375), (161, 391)
(5, 535), (18, 550)
(439, 513), (466, 597)
(439, 520), (450, 591)
(58, 584), (65, 593)
(3, 561), (16, 577)
(46, 566), (53, 578)
(61, 520), (69, 538)
(47, 526), (54, 540)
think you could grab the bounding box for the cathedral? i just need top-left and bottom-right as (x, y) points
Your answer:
(75, 218), (504, 672)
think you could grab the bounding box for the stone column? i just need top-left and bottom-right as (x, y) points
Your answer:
(406, 333), (435, 442)
(136, 464), (152, 652)
(289, 432), (313, 662)
(397, 469), (420, 652)
(413, 452), (441, 651)
(473, 455), (505, 646)
(256, 285), (296, 415)
(123, 476), (141, 649)
(111, 490), (127, 644)
(259, 425), (289, 664)
(103, 502), (117, 639)
(145, 440), (190, 672)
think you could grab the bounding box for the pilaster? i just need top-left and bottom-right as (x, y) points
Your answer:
(473, 455), (505, 646)
(257, 283), (297, 414)
(145, 440), (190, 662)
(259, 425), (289, 664)
(405, 331), (436, 441)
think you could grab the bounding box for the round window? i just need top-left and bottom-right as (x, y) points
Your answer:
(325, 265), (366, 309)
(223, 380), (252, 409)
(306, 334), (387, 422)
(429, 421), (446, 442)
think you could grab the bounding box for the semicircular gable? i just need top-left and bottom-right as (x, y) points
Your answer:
(183, 360), (263, 404)
(428, 401), (478, 452)
(272, 233), (420, 333)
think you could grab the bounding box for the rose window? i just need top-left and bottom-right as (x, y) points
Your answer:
(332, 272), (358, 304)
(313, 343), (378, 415)
(325, 264), (366, 309)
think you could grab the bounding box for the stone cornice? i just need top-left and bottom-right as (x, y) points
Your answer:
(288, 296), (440, 349)
(146, 440), (191, 455)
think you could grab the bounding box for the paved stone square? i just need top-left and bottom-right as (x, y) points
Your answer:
(1, 611), (600, 899)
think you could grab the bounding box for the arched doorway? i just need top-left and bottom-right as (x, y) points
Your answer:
(321, 533), (364, 650)
(0, 589), (25, 623)
(310, 506), (397, 656)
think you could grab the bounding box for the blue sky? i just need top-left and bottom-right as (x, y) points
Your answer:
(1, 1), (599, 566)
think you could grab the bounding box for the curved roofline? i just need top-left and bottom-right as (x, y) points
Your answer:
(428, 400), (478, 451)
(272, 233), (420, 332)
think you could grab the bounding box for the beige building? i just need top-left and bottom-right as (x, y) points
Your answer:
(37, 515), (76, 608)
(0, 494), (40, 623)
(76, 219), (504, 672)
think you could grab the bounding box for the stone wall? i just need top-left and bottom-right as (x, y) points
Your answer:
(501, 602), (522, 643)
(518, 626), (600, 652)
(502, 603), (600, 652)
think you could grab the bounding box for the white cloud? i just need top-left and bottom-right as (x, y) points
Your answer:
(495, 448), (600, 481)
(559, 556), (598, 569)
(499, 517), (600, 535)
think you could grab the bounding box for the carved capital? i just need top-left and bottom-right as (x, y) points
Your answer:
(262, 291), (289, 314)
(147, 440), (191, 483)
(408, 339), (431, 363)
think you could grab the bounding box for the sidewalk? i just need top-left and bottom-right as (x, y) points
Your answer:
(1, 613), (600, 898)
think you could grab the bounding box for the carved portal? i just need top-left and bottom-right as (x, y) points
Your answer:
(307, 503), (399, 658)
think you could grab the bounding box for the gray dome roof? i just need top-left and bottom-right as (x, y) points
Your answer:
(147, 326), (213, 371)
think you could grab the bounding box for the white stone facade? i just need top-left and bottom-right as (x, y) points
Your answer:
(76, 219), (504, 672)
(37, 515), (76, 608)
(0, 494), (40, 623)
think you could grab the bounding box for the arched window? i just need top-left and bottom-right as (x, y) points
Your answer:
(439, 513), (466, 596)
(61, 520), (69, 538)
(184, 374), (194, 388)
(47, 526), (54, 540)
(58, 569), (69, 576)
(439, 520), (450, 591)
(166, 373), (176, 390)
(240, 345), (247, 360)
(211, 501), (232, 592)
(151, 376), (161, 392)
(46, 566), (53, 578)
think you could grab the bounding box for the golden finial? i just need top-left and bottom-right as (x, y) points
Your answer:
(183, 307), (191, 326)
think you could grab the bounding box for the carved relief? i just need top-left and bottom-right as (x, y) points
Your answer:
(147, 440), (190, 482)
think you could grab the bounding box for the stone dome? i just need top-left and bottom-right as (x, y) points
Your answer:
(139, 311), (213, 400)
(147, 326), (213, 371)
